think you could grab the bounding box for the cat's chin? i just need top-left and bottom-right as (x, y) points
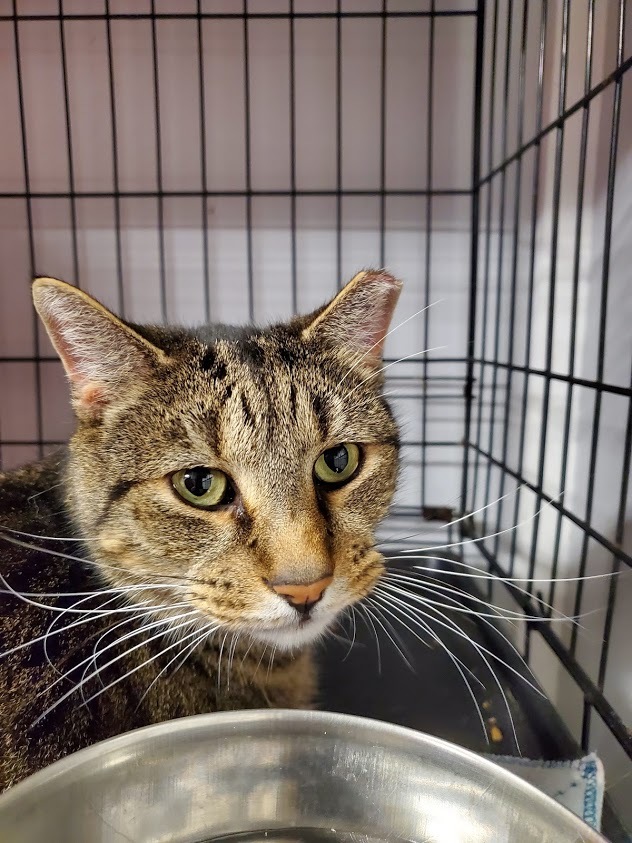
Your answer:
(251, 614), (334, 651)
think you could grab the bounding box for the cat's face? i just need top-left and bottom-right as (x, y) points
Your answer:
(33, 271), (401, 651)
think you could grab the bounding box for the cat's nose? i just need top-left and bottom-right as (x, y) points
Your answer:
(270, 575), (333, 612)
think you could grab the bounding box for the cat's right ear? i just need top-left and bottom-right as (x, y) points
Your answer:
(32, 277), (166, 418)
(301, 269), (403, 369)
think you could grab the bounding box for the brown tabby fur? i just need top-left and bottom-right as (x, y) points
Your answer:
(0, 270), (401, 791)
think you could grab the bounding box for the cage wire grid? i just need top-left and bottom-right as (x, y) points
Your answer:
(0, 0), (631, 835)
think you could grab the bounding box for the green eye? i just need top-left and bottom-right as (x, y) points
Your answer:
(172, 467), (232, 509)
(314, 443), (361, 486)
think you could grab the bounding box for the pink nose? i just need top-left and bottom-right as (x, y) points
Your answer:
(270, 576), (333, 610)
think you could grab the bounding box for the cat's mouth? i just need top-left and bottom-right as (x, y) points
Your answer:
(251, 611), (334, 650)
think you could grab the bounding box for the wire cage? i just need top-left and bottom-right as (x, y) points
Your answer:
(0, 0), (630, 837)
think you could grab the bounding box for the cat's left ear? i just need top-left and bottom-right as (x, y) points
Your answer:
(32, 277), (167, 418)
(301, 269), (402, 369)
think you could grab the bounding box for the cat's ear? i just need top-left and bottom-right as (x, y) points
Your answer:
(301, 269), (402, 368)
(32, 277), (166, 418)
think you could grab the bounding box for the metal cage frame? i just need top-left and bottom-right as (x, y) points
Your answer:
(0, 0), (630, 836)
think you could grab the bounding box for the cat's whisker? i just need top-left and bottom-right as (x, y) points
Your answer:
(383, 569), (582, 626)
(367, 589), (489, 745)
(135, 627), (210, 713)
(383, 572), (520, 625)
(86, 605), (174, 696)
(83, 616), (129, 697)
(33, 612), (206, 726)
(79, 622), (219, 713)
(217, 631), (230, 690)
(378, 583), (537, 696)
(370, 588), (483, 687)
(387, 552), (620, 594)
(227, 633), (241, 690)
(0, 572), (192, 619)
(36, 609), (201, 709)
(266, 644), (278, 679)
(0, 529), (204, 588)
(372, 587), (520, 750)
(253, 642), (270, 680)
(44, 591), (127, 680)
(27, 482), (64, 502)
(376, 580), (544, 700)
(393, 491), (565, 556)
(342, 605), (358, 661)
(346, 345), (447, 403)
(376, 485), (523, 548)
(363, 596), (415, 672)
(239, 635), (258, 669)
(381, 587), (525, 753)
(1, 525), (97, 542)
(338, 298), (443, 387)
(353, 601), (382, 673)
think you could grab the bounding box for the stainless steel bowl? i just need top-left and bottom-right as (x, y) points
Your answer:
(0, 710), (606, 843)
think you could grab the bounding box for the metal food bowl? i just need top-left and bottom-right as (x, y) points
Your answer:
(0, 710), (606, 842)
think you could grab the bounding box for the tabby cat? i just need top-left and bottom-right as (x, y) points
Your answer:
(0, 269), (401, 790)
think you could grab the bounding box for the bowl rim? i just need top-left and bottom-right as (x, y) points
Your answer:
(0, 709), (607, 841)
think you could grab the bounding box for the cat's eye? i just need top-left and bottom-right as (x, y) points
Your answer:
(172, 466), (233, 509)
(314, 443), (361, 486)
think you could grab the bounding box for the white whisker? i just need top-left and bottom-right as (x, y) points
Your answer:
(363, 596), (415, 671)
(377, 485), (523, 548)
(377, 580), (544, 700)
(369, 589), (488, 745)
(339, 299), (443, 387)
(80, 622), (218, 711)
(384, 568), (583, 626)
(354, 601), (382, 673)
(346, 345), (447, 402)
(134, 627), (211, 713)
(397, 491), (564, 555)
(34, 610), (201, 723)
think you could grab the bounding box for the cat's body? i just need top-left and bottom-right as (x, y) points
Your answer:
(0, 271), (401, 791)
(0, 453), (315, 790)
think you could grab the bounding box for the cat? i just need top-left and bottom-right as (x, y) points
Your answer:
(0, 269), (402, 791)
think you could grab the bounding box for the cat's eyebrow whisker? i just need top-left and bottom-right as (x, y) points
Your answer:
(346, 345), (447, 402)
(376, 485), (523, 548)
(339, 299), (443, 387)
(368, 588), (489, 746)
(395, 491), (565, 555)
(33, 612), (206, 726)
